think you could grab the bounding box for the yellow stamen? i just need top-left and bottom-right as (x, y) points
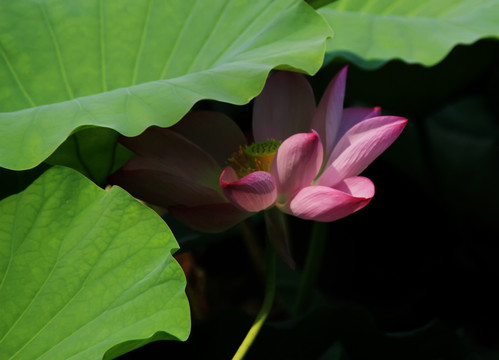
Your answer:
(227, 140), (281, 178)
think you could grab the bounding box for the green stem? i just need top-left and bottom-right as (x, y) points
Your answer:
(232, 240), (276, 360)
(293, 221), (328, 317)
(238, 219), (265, 279)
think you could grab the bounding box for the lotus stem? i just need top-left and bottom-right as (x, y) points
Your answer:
(232, 238), (276, 360)
(239, 219), (265, 279)
(293, 221), (328, 317)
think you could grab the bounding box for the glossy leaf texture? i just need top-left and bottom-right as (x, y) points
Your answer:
(318, 0), (499, 68)
(0, 0), (332, 170)
(0, 166), (190, 360)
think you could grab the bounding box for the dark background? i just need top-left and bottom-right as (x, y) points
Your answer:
(117, 39), (499, 359)
(1, 38), (496, 359)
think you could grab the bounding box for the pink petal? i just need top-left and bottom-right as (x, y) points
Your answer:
(271, 131), (323, 203)
(253, 71), (316, 142)
(317, 116), (407, 187)
(169, 202), (250, 233)
(311, 66), (348, 157)
(170, 111), (247, 167)
(335, 176), (376, 198)
(112, 128), (224, 207)
(336, 107), (381, 145)
(220, 167), (277, 212)
(321, 106), (381, 166)
(283, 177), (375, 222)
(120, 127), (221, 189)
(109, 157), (225, 207)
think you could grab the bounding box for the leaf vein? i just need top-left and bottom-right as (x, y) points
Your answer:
(185, 0), (231, 73)
(99, 0), (108, 92)
(209, 0), (272, 67)
(39, 1), (74, 99)
(131, 0), (155, 85)
(35, 251), (177, 359)
(0, 43), (36, 108)
(159, 0), (198, 79)
(6, 193), (115, 359)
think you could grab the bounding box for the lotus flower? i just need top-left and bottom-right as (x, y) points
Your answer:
(110, 67), (407, 232)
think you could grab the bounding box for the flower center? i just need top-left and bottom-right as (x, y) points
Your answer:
(227, 140), (281, 178)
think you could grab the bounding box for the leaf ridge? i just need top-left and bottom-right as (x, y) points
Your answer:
(185, 0), (231, 73)
(0, 173), (77, 349)
(25, 201), (178, 359)
(41, 268), (183, 360)
(0, 190), (26, 295)
(220, 0), (295, 61)
(125, 87), (166, 120)
(0, 43), (36, 108)
(39, 1), (74, 100)
(159, 0), (198, 79)
(99, 0), (108, 92)
(210, 0), (276, 66)
(131, 0), (155, 85)
(5, 191), (116, 359)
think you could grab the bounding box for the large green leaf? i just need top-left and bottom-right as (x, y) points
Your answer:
(0, 0), (332, 170)
(318, 0), (499, 68)
(0, 166), (190, 359)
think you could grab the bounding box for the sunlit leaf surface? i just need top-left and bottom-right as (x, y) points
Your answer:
(319, 0), (499, 68)
(0, 0), (332, 170)
(0, 166), (189, 360)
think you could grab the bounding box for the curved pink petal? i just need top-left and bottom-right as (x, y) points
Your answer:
(336, 107), (381, 145)
(170, 111), (247, 167)
(120, 126), (222, 190)
(335, 176), (376, 198)
(220, 167), (277, 212)
(321, 106), (382, 166)
(283, 177), (375, 222)
(109, 157), (225, 207)
(271, 131), (323, 203)
(311, 66), (348, 157)
(169, 202), (251, 233)
(253, 71), (316, 142)
(317, 116), (407, 187)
